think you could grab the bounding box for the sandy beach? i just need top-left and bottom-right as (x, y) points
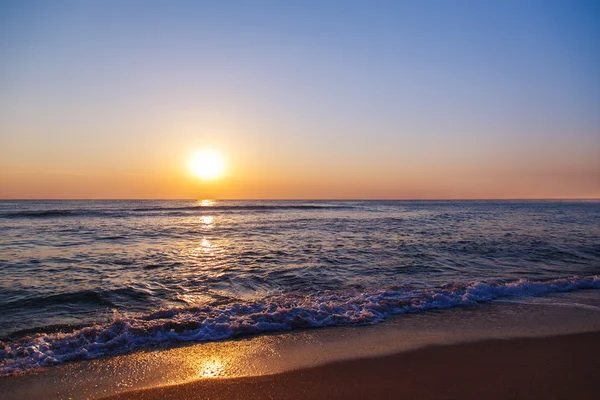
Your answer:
(3, 291), (600, 400)
(104, 331), (600, 400)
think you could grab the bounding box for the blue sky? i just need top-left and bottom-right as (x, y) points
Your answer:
(1, 1), (599, 198)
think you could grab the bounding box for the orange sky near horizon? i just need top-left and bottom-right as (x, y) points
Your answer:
(1, 100), (598, 199)
(1, 143), (598, 199)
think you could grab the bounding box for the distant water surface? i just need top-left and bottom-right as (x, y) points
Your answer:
(0, 200), (599, 374)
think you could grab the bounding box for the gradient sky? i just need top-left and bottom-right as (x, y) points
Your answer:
(1, 0), (599, 199)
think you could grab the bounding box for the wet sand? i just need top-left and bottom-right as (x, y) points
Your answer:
(3, 291), (600, 399)
(105, 331), (600, 400)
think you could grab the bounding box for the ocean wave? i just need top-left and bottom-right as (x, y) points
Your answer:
(2, 290), (115, 312)
(0, 210), (127, 219)
(0, 204), (352, 219)
(1, 275), (598, 375)
(1, 287), (154, 313)
(1, 210), (80, 218)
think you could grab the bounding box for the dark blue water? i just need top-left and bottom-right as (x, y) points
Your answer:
(0, 200), (599, 374)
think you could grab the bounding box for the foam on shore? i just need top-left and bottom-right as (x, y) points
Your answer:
(1, 275), (599, 375)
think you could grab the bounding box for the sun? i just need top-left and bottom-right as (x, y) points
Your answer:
(189, 149), (226, 180)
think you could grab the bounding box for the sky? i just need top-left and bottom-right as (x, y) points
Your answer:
(0, 0), (599, 199)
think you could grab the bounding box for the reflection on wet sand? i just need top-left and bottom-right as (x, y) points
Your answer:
(196, 358), (226, 378)
(3, 291), (600, 400)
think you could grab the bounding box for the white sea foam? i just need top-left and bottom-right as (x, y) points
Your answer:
(1, 275), (599, 375)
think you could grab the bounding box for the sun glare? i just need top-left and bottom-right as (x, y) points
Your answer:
(189, 149), (225, 180)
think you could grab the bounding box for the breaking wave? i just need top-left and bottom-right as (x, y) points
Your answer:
(1, 275), (598, 375)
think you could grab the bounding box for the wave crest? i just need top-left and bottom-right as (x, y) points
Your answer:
(1, 275), (598, 375)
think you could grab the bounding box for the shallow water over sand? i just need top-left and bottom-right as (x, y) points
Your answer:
(2, 289), (600, 400)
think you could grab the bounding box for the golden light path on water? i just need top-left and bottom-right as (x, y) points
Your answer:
(199, 199), (215, 207)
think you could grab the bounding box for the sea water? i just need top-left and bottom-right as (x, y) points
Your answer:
(1, 200), (599, 374)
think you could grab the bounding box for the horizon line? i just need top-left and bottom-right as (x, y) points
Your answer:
(1, 198), (599, 202)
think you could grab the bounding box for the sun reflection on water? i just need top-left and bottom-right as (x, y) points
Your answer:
(200, 238), (212, 251)
(200, 215), (214, 228)
(199, 199), (215, 207)
(189, 235), (224, 258)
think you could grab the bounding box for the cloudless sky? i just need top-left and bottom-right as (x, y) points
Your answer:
(1, 0), (599, 199)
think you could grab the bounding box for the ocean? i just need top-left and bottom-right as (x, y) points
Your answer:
(1, 200), (599, 375)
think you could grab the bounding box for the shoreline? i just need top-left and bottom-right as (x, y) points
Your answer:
(104, 331), (600, 400)
(2, 289), (600, 399)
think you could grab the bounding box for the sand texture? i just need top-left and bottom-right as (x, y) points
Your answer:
(103, 331), (600, 400)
